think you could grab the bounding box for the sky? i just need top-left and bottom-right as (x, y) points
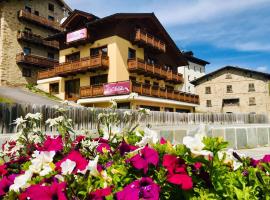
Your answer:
(65, 0), (270, 73)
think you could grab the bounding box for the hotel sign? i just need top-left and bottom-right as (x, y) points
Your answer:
(103, 81), (130, 96)
(66, 28), (87, 43)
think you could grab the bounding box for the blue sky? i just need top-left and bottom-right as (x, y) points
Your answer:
(65, 0), (270, 73)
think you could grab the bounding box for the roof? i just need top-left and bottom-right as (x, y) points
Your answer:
(182, 51), (210, 66)
(85, 12), (188, 66)
(191, 66), (270, 85)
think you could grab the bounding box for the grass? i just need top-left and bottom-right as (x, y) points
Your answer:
(0, 96), (14, 104)
(26, 84), (62, 102)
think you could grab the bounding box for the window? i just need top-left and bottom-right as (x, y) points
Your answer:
(153, 82), (159, 87)
(117, 103), (130, 109)
(248, 83), (255, 92)
(66, 52), (80, 62)
(90, 74), (108, 85)
(90, 46), (108, 56)
(34, 11), (39, 16)
(205, 87), (211, 94)
(129, 76), (136, 82)
(188, 75), (190, 81)
(226, 85), (233, 93)
(226, 73), (232, 79)
(128, 48), (136, 59)
(47, 52), (55, 60)
(249, 97), (256, 106)
(48, 3), (54, 11)
(146, 57), (157, 65)
(24, 28), (32, 33)
(194, 77), (197, 80)
(22, 68), (31, 77)
(223, 99), (239, 106)
(145, 80), (151, 85)
(25, 6), (31, 13)
(23, 47), (31, 55)
(48, 16), (55, 21)
(206, 100), (212, 107)
(50, 83), (59, 94)
(188, 65), (190, 70)
(188, 86), (191, 92)
(200, 67), (202, 73)
(166, 85), (174, 91)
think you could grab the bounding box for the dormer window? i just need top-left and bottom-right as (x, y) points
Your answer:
(226, 73), (232, 79)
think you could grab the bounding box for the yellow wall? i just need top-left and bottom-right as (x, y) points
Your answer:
(59, 36), (144, 83)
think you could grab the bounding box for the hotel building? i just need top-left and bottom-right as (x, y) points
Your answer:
(0, 0), (71, 86)
(37, 10), (199, 112)
(178, 51), (209, 93)
(191, 66), (270, 116)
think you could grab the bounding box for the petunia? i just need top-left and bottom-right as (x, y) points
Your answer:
(116, 177), (160, 200)
(60, 159), (76, 175)
(56, 151), (88, 174)
(96, 143), (111, 154)
(19, 182), (67, 200)
(40, 136), (63, 152)
(262, 155), (270, 163)
(160, 137), (167, 144)
(0, 164), (7, 176)
(78, 155), (100, 177)
(0, 174), (16, 196)
(135, 128), (159, 147)
(10, 170), (33, 192)
(129, 145), (159, 174)
(119, 141), (138, 156)
(89, 187), (112, 200)
(162, 154), (193, 190)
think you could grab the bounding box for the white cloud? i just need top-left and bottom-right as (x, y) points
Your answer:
(256, 66), (268, 72)
(234, 42), (270, 52)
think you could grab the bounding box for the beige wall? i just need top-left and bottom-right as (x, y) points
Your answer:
(195, 69), (270, 116)
(0, 0), (66, 86)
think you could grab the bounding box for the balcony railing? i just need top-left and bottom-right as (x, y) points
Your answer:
(80, 81), (199, 104)
(18, 10), (63, 31)
(37, 54), (109, 79)
(17, 31), (59, 49)
(16, 53), (58, 68)
(134, 29), (166, 53)
(128, 58), (183, 84)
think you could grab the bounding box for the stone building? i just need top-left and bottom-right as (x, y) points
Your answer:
(0, 0), (71, 86)
(37, 10), (199, 112)
(178, 51), (209, 93)
(191, 66), (270, 116)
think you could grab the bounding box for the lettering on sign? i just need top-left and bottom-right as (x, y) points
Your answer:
(103, 81), (130, 96)
(66, 28), (87, 43)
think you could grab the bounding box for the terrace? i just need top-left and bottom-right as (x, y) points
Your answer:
(16, 53), (58, 68)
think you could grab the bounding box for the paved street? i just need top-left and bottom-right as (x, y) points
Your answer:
(0, 86), (60, 105)
(236, 147), (270, 159)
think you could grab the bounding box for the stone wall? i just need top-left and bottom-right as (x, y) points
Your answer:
(195, 68), (270, 117)
(0, 0), (66, 86)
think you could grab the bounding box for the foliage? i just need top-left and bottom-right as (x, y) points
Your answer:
(0, 101), (270, 199)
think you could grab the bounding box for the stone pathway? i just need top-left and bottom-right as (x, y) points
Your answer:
(236, 147), (270, 159)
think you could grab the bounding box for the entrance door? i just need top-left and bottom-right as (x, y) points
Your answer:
(65, 79), (80, 101)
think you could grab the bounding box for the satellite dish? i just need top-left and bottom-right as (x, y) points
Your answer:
(60, 17), (68, 24)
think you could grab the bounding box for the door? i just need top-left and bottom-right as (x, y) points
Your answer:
(65, 79), (80, 101)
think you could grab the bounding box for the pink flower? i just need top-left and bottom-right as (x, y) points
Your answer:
(163, 154), (193, 190)
(262, 155), (270, 163)
(97, 143), (111, 154)
(40, 136), (63, 152)
(89, 187), (112, 200)
(19, 182), (67, 200)
(56, 150), (88, 173)
(119, 141), (137, 156)
(194, 162), (202, 170)
(116, 177), (160, 200)
(0, 174), (16, 196)
(129, 146), (159, 174)
(0, 164), (7, 177)
(160, 137), (167, 144)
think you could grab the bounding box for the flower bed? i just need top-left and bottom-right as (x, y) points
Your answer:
(0, 104), (270, 199)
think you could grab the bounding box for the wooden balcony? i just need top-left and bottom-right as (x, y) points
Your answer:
(18, 10), (63, 32)
(134, 29), (166, 53)
(16, 53), (58, 68)
(80, 81), (199, 104)
(37, 54), (109, 79)
(17, 31), (59, 49)
(128, 59), (183, 84)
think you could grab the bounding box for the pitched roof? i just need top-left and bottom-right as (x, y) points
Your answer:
(182, 51), (210, 66)
(191, 66), (270, 85)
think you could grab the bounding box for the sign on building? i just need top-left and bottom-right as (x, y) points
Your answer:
(103, 81), (130, 96)
(66, 28), (88, 43)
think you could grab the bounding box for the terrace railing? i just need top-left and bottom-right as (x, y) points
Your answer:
(16, 53), (58, 68)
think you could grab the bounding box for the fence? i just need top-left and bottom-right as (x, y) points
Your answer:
(0, 103), (269, 134)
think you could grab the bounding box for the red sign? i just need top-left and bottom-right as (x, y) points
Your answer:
(66, 28), (87, 43)
(103, 81), (130, 96)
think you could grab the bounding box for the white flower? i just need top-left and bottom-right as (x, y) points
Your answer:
(129, 92), (138, 99)
(55, 174), (65, 182)
(78, 155), (99, 176)
(135, 127), (159, 147)
(110, 99), (117, 109)
(46, 116), (65, 127)
(29, 151), (55, 175)
(218, 149), (244, 171)
(124, 111), (132, 117)
(14, 116), (26, 129)
(10, 170), (33, 192)
(81, 139), (99, 151)
(138, 108), (150, 115)
(60, 159), (76, 175)
(183, 134), (213, 158)
(39, 164), (54, 176)
(100, 125), (121, 140)
(25, 113), (42, 120)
